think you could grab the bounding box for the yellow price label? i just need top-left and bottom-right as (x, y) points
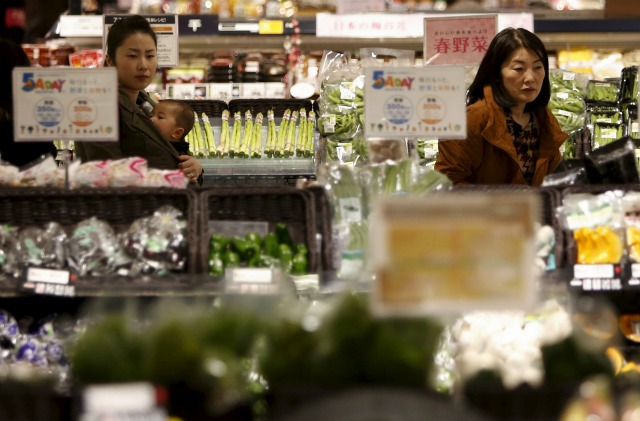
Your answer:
(258, 20), (284, 35)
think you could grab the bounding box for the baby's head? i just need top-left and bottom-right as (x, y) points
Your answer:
(150, 99), (195, 143)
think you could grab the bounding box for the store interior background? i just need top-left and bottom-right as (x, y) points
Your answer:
(3, 1), (640, 420)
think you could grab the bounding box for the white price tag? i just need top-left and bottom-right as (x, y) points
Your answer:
(27, 268), (70, 284)
(228, 268), (275, 284)
(580, 277), (623, 291)
(209, 83), (234, 102)
(224, 268), (283, 295)
(265, 82), (286, 98)
(574, 264), (615, 279)
(336, 0), (386, 14)
(80, 409), (166, 421)
(59, 15), (103, 37)
(84, 383), (157, 414)
(240, 83), (266, 99)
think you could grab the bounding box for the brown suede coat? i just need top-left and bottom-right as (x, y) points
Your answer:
(435, 85), (567, 186)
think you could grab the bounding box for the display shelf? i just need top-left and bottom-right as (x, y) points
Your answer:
(0, 276), (224, 298)
(54, 12), (640, 54)
(202, 156), (315, 176)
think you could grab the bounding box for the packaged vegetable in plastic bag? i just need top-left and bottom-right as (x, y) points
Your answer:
(67, 217), (119, 277)
(317, 53), (369, 166)
(323, 130), (369, 166)
(550, 69), (589, 156)
(367, 139), (408, 163)
(316, 163), (367, 280)
(16, 222), (68, 272)
(124, 206), (188, 276)
(557, 190), (625, 265)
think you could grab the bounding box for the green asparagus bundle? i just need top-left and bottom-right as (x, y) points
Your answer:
(283, 110), (298, 158)
(229, 111), (242, 158)
(201, 112), (217, 157)
(304, 110), (316, 158)
(192, 112), (207, 157)
(216, 109), (230, 158)
(265, 109), (276, 157)
(238, 110), (253, 158)
(251, 112), (263, 158)
(275, 109), (291, 158)
(185, 120), (196, 156)
(296, 108), (307, 158)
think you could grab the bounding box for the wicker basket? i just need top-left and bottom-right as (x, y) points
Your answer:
(198, 186), (319, 275)
(179, 99), (228, 118)
(0, 187), (199, 278)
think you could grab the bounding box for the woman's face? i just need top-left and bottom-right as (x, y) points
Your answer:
(500, 47), (545, 109)
(108, 32), (157, 94)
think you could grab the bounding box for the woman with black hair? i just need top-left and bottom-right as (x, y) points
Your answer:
(435, 27), (567, 186)
(75, 15), (203, 184)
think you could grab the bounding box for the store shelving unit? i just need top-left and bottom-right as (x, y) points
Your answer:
(58, 11), (640, 54)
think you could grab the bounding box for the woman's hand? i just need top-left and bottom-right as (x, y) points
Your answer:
(178, 155), (203, 183)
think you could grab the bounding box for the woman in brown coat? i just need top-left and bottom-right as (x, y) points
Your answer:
(435, 27), (567, 186)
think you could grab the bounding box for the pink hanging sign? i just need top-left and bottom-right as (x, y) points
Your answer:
(423, 15), (498, 66)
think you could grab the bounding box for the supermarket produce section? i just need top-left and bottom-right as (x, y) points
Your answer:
(4, 5), (640, 421)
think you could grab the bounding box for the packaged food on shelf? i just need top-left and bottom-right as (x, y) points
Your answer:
(21, 42), (75, 67)
(586, 80), (620, 105)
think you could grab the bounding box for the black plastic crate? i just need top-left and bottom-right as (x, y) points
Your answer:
(198, 186), (319, 275)
(449, 185), (565, 268)
(179, 99), (228, 118)
(0, 187), (199, 278)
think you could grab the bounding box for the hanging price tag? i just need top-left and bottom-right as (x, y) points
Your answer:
(82, 382), (166, 421)
(570, 264), (624, 291)
(22, 268), (75, 297)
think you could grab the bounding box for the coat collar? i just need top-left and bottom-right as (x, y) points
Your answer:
(479, 85), (566, 159)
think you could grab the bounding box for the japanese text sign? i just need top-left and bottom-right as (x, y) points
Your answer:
(104, 15), (179, 68)
(12, 67), (118, 142)
(364, 66), (466, 139)
(370, 192), (539, 317)
(424, 15), (497, 65)
(316, 12), (427, 38)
